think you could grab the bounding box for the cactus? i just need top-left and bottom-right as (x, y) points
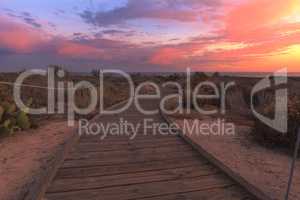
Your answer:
(3, 119), (11, 128)
(8, 117), (17, 127)
(0, 99), (34, 136)
(26, 98), (33, 109)
(0, 119), (12, 135)
(16, 111), (31, 130)
(2, 102), (16, 115)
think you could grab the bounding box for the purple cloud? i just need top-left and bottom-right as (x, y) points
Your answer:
(80, 0), (221, 27)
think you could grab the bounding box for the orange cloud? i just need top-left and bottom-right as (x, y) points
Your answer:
(1, 0), (299, 72)
(149, 47), (188, 65)
(225, 0), (300, 41)
(149, 0), (300, 72)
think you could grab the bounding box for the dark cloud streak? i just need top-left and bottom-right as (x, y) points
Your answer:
(23, 16), (42, 28)
(4, 10), (43, 28)
(80, 0), (221, 27)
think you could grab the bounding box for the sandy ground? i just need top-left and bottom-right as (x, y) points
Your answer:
(0, 121), (76, 200)
(174, 117), (300, 200)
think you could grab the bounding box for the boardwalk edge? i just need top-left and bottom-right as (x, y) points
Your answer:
(159, 110), (274, 200)
(25, 99), (129, 200)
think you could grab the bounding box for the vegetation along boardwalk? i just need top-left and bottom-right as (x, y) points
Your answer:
(44, 99), (256, 200)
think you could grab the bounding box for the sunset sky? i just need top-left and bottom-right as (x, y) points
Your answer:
(0, 0), (299, 72)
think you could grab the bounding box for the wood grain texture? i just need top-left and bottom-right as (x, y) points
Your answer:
(44, 99), (257, 200)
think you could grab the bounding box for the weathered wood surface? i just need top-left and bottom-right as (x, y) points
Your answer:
(44, 99), (256, 200)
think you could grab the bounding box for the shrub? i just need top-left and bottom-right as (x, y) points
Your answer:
(225, 86), (252, 116)
(253, 95), (300, 151)
(183, 72), (219, 109)
(0, 99), (33, 136)
(164, 97), (180, 111)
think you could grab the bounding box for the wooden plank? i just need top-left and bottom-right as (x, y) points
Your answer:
(79, 134), (178, 142)
(136, 186), (254, 200)
(78, 136), (181, 144)
(77, 138), (184, 147)
(74, 140), (187, 152)
(71, 142), (189, 154)
(62, 151), (200, 168)
(44, 98), (257, 200)
(160, 111), (265, 200)
(45, 173), (236, 200)
(55, 156), (207, 178)
(68, 145), (193, 160)
(47, 165), (219, 193)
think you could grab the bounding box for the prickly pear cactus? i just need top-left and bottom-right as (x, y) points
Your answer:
(0, 100), (33, 135)
(2, 102), (16, 115)
(26, 97), (33, 107)
(8, 117), (17, 127)
(17, 111), (31, 130)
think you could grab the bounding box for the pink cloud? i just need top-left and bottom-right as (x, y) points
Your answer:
(0, 15), (49, 53)
(57, 42), (110, 60)
(1, 0), (299, 72)
(0, 15), (111, 60)
(148, 0), (300, 71)
(149, 48), (188, 65)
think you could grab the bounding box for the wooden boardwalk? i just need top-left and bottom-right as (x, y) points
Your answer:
(44, 99), (256, 200)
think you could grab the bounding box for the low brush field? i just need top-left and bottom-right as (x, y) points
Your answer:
(0, 72), (130, 137)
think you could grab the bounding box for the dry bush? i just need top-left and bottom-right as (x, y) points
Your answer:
(225, 86), (252, 116)
(165, 73), (181, 82)
(164, 97), (180, 111)
(102, 83), (128, 107)
(138, 84), (157, 95)
(182, 73), (225, 110)
(253, 95), (300, 151)
(183, 72), (208, 109)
